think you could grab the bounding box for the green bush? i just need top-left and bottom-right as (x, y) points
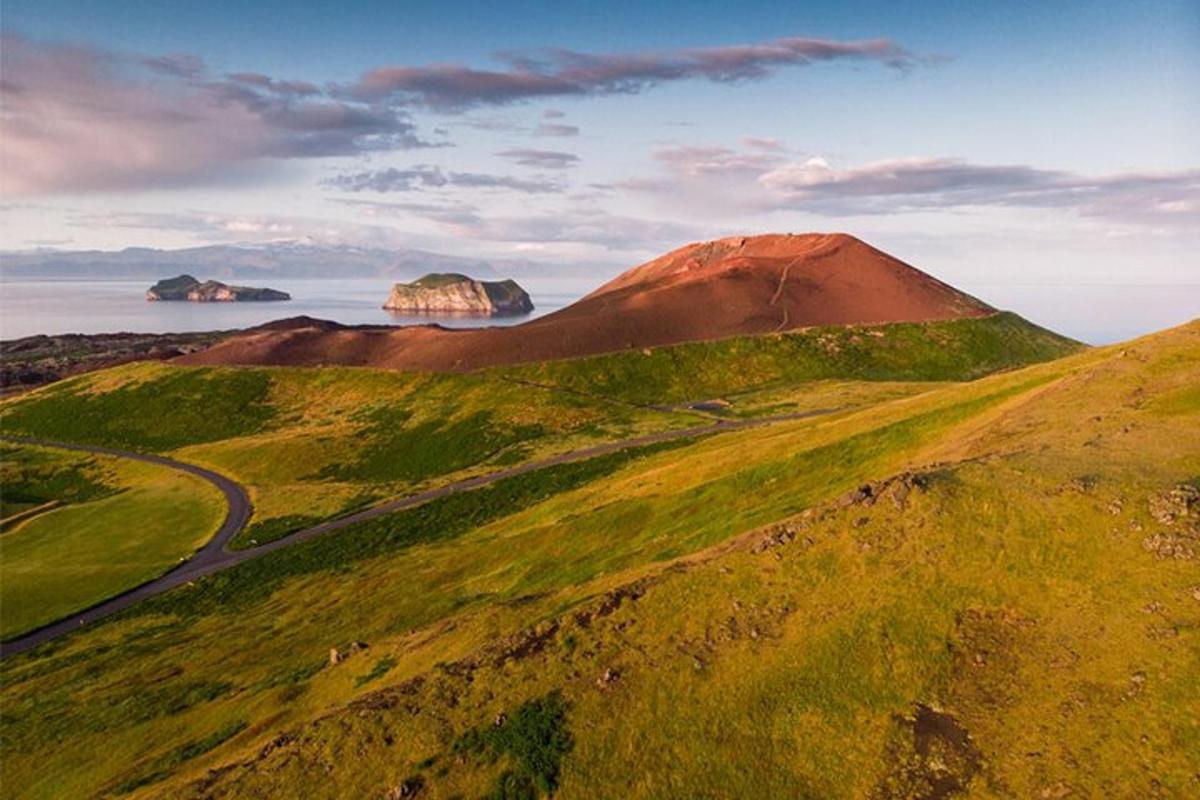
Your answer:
(455, 692), (573, 798)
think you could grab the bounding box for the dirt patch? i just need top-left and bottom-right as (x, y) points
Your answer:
(948, 607), (1038, 710)
(874, 704), (983, 800)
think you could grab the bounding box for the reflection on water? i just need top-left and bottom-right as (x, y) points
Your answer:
(0, 277), (592, 340)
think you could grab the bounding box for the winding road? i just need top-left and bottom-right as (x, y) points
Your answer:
(0, 407), (833, 659)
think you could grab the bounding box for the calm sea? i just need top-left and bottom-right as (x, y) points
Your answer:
(0, 277), (1195, 345)
(0, 277), (595, 340)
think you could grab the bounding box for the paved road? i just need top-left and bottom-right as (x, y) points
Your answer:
(0, 408), (833, 659)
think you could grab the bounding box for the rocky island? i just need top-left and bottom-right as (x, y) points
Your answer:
(383, 273), (533, 315)
(146, 274), (290, 302)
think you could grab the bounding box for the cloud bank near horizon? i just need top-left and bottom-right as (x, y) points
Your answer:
(627, 144), (1200, 228)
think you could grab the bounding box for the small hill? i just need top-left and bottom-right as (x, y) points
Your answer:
(180, 234), (1002, 371)
(146, 274), (290, 302)
(383, 273), (533, 315)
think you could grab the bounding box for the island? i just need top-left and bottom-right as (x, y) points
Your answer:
(383, 273), (533, 315)
(146, 274), (291, 302)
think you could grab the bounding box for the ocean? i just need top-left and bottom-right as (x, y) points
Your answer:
(0, 276), (595, 340)
(0, 277), (1195, 345)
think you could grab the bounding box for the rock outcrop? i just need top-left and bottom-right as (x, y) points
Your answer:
(382, 273), (533, 315)
(146, 274), (290, 302)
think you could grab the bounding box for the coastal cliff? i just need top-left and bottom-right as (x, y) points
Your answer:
(383, 273), (533, 315)
(146, 275), (290, 302)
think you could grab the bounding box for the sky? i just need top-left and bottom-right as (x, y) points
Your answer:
(1, 0), (1197, 329)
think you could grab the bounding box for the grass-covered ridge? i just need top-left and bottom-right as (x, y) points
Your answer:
(499, 312), (1081, 404)
(0, 314), (1070, 540)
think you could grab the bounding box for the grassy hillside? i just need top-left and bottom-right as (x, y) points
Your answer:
(499, 312), (1080, 405)
(0, 320), (1192, 798)
(0, 363), (699, 541)
(0, 314), (1073, 543)
(0, 445), (224, 639)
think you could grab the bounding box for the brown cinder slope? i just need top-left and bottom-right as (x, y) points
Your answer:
(180, 233), (993, 372)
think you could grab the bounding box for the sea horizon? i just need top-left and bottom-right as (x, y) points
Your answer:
(2, 275), (1195, 345)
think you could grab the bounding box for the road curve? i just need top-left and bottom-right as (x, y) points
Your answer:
(0, 434), (252, 658)
(0, 407), (833, 659)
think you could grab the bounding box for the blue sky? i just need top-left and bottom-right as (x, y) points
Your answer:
(1, 0), (1197, 332)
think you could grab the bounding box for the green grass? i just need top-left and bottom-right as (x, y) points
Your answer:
(0, 454), (225, 639)
(317, 407), (546, 484)
(0, 366), (275, 451)
(1, 361), (701, 533)
(0, 314), (1075, 541)
(0, 444), (116, 519)
(128, 437), (699, 621)
(500, 312), (1080, 405)
(13, 315), (1191, 800)
(112, 720), (246, 795)
(454, 692), (573, 799)
(353, 656), (397, 688)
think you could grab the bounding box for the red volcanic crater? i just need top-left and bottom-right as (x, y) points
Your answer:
(179, 233), (993, 372)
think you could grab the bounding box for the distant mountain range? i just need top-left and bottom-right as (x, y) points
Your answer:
(0, 241), (530, 281)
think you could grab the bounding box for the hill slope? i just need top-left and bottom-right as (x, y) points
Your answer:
(0, 320), (1194, 798)
(180, 233), (996, 372)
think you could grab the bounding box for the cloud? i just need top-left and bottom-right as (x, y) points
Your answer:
(66, 208), (426, 248)
(325, 165), (562, 193)
(534, 122), (580, 137)
(740, 135), (787, 152)
(496, 148), (580, 169)
(623, 141), (1200, 228)
(339, 198), (699, 250)
(346, 35), (920, 110)
(224, 72), (321, 97)
(756, 157), (1200, 224)
(653, 144), (784, 177)
(0, 33), (432, 194)
(2, 31), (921, 195)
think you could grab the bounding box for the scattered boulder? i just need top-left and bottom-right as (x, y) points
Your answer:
(330, 641), (370, 666)
(1142, 532), (1196, 560)
(1148, 484), (1198, 526)
(385, 776), (424, 799)
(838, 471), (930, 511)
(596, 668), (620, 689)
(1143, 484), (1199, 560)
